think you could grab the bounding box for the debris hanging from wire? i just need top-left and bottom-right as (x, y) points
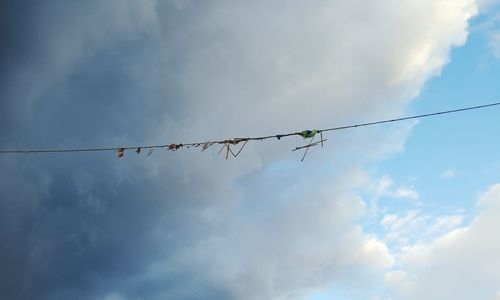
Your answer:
(0, 102), (499, 161)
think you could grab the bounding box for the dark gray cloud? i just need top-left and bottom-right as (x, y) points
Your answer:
(0, 2), (210, 299)
(0, 1), (475, 299)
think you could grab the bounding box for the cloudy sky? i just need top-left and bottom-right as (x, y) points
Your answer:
(1, 1), (500, 299)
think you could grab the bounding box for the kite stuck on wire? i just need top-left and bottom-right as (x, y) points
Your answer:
(293, 130), (327, 162)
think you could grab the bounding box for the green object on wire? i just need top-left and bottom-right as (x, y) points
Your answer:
(299, 129), (317, 139)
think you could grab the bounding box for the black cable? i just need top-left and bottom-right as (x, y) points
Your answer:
(318, 102), (500, 133)
(0, 101), (499, 155)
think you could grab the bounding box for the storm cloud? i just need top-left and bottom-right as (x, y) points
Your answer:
(0, 1), (476, 299)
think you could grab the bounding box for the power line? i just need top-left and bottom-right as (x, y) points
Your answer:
(320, 101), (500, 132)
(0, 101), (499, 157)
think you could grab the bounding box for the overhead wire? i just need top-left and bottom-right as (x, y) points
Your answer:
(0, 101), (499, 156)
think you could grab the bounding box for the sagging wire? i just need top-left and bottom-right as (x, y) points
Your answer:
(0, 101), (499, 161)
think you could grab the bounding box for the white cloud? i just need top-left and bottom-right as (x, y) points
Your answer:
(386, 183), (500, 300)
(394, 188), (420, 200)
(381, 214), (399, 227)
(377, 176), (395, 196)
(380, 209), (464, 253)
(384, 271), (415, 295)
(147, 168), (395, 299)
(371, 175), (420, 202)
(140, 1), (477, 296)
(440, 169), (457, 179)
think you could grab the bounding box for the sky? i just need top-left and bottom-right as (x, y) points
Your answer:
(1, 1), (500, 299)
